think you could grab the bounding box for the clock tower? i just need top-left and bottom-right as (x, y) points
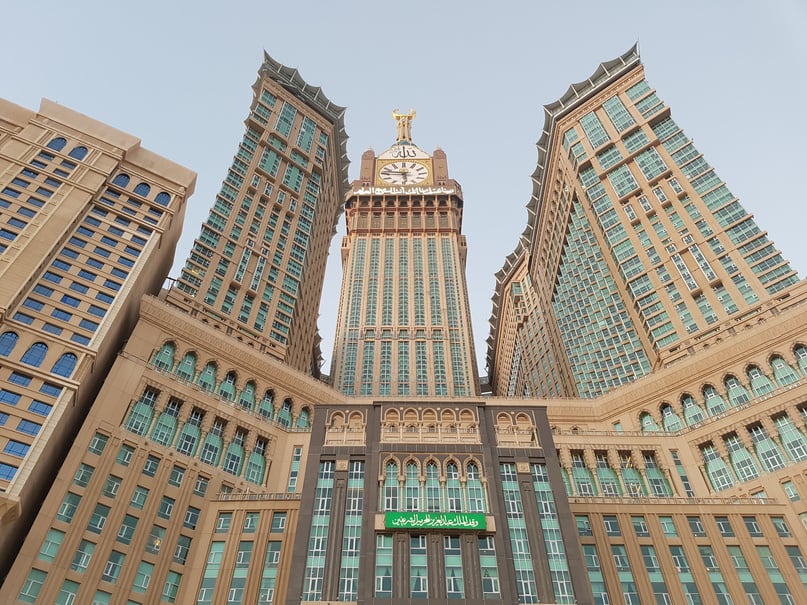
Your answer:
(331, 110), (479, 397)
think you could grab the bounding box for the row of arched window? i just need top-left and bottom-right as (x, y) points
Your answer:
(699, 412), (807, 493)
(111, 173), (171, 207)
(151, 341), (311, 429)
(46, 136), (172, 206)
(46, 136), (88, 160)
(638, 347), (807, 433)
(0, 332), (78, 377)
(381, 458), (488, 514)
(123, 386), (269, 485)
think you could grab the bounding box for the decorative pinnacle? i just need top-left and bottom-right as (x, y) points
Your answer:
(392, 108), (416, 143)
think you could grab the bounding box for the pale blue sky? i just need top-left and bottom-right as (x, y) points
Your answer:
(3, 1), (805, 375)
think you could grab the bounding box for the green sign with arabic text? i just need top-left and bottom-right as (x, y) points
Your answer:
(385, 512), (486, 531)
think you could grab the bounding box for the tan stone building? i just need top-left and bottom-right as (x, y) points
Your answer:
(168, 52), (349, 375)
(0, 98), (195, 576)
(330, 112), (479, 397)
(4, 46), (807, 605)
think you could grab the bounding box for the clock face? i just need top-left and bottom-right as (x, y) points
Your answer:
(379, 161), (429, 185)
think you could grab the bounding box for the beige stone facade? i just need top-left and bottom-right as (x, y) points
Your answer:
(0, 97), (195, 576)
(167, 52), (349, 376)
(331, 140), (480, 398)
(4, 46), (807, 605)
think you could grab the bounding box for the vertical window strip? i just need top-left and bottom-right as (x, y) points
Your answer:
(500, 463), (538, 603)
(302, 461), (334, 600)
(531, 463), (575, 603)
(338, 461), (364, 601)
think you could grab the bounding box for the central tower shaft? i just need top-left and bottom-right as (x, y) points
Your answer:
(331, 115), (479, 397)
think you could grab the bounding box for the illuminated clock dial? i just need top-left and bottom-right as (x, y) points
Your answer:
(379, 161), (429, 185)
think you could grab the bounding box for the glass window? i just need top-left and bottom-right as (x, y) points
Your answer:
(184, 506), (200, 530)
(142, 455), (159, 476)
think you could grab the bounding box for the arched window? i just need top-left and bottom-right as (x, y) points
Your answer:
(681, 394), (705, 425)
(46, 137), (67, 151)
(404, 462), (420, 511)
(725, 375), (750, 406)
(112, 173), (130, 188)
(424, 462), (440, 511)
(639, 411), (660, 432)
(383, 461), (399, 511)
(134, 182), (151, 197)
(277, 399), (293, 428)
(175, 352), (196, 381)
(218, 371), (237, 401)
(747, 365), (774, 397)
(445, 462), (463, 511)
(197, 362), (217, 392)
(702, 385), (727, 415)
(51, 353), (77, 377)
(21, 342), (48, 367)
(237, 382), (256, 410)
(0, 331), (18, 356)
(770, 356), (799, 386)
(152, 342), (175, 371)
(466, 462), (486, 512)
(661, 404), (683, 432)
(68, 146), (88, 160)
(245, 439), (267, 485)
(154, 192), (171, 207)
(258, 390), (274, 420)
(794, 345), (807, 376)
(296, 407), (310, 428)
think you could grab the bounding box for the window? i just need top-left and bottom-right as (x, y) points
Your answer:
(130, 486), (148, 509)
(103, 474), (122, 499)
(603, 515), (621, 536)
(133, 561), (154, 593)
(184, 506), (200, 529)
(142, 455), (160, 476)
(0, 331), (19, 356)
(194, 475), (209, 497)
(87, 503), (110, 533)
(4, 440), (30, 457)
(102, 550), (125, 583)
(158, 496), (175, 519)
(8, 371), (32, 386)
(169, 465), (185, 487)
(743, 516), (762, 537)
(73, 462), (95, 487)
(174, 535), (192, 564)
(56, 492), (81, 523)
(17, 419), (41, 436)
(71, 540), (95, 573)
(51, 353), (77, 377)
(271, 512), (286, 532)
(20, 342), (48, 367)
(687, 516), (705, 537)
(38, 529), (65, 562)
(118, 514), (138, 545)
(116, 444), (134, 466)
(715, 516), (734, 537)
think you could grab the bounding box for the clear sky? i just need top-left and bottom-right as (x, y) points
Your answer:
(3, 1), (805, 376)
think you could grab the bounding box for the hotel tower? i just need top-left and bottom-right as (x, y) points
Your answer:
(3, 46), (807, 605)
(331, 110), (479, 397)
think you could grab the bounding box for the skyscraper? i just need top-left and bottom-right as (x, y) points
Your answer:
(488, 45), (800, 399)
(0, 97), (195, 575)
(331, 110), (479, 397)
(0, 53), (351, 604)
(168, 52), (349, 375)
(4, 46), (807, 605)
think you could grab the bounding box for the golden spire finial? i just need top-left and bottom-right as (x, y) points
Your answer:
(392, 108), (416, 143)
